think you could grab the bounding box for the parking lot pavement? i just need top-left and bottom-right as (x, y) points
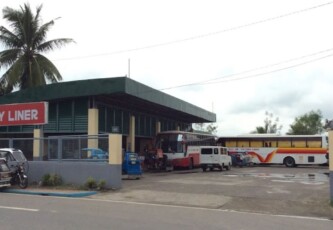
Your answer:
(91, 166), (333, 219)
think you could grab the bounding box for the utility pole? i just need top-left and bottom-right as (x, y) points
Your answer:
(128, 58), (131, 78)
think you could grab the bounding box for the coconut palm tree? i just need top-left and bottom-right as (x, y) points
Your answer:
(0, 3), (74, 95)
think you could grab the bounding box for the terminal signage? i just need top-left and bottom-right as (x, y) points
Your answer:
(0, 102), (48, 126)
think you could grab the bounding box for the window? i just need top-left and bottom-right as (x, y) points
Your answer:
(201, 148), (213, 155)
(220, 148), (227, 155)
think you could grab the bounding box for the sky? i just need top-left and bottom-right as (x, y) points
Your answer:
(1, 0), (333, 135)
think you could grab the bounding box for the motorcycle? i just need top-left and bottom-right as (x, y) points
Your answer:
(10, 163), (28, 189)
(0, 148), (29, 189)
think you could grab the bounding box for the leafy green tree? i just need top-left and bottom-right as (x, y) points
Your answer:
(193, 123), (218, 134)
(206, 124), (218, 135)
(0, 3), (74, 95)
(252, 111), (282, 134)
(288, 110), (324, 135)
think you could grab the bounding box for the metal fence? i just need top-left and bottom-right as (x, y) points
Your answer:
(0, 135), (109, 161)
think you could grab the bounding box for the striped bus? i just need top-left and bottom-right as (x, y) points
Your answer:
(217, 134), (328, 167)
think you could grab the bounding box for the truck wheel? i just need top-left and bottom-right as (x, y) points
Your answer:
(202, 167), (207, 172)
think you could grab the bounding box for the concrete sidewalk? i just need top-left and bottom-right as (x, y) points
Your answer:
(2, 187), (97, 198)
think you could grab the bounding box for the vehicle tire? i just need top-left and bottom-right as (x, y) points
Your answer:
(226, 163), (231, 170)
(202, 167), (207, 172)
(19, 176), (28, 189)
(284, 157), (295, 167)
(220, 164), (224, 171)
(188, 158), (194, 170)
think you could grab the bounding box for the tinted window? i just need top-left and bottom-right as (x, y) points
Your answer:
(201, 148), (213, 155)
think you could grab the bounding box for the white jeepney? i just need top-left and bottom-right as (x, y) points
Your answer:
(198, 146), (232, 171)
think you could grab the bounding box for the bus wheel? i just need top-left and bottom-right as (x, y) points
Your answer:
(284, 157), (295, 167)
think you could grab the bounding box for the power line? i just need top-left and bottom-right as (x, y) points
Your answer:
(54, 1), (333, 61)
(159, 48), (333, 91)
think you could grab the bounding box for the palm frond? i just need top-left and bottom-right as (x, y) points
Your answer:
(31, 57), (45, 86)
(2, 6), (25, 41)
(37, 38), (75, 53)
(35, 54), (62, 82)
(0, 26), (23, 48)
(0, 48), (22, 69)
(32, 20), (54, 49)
(0, 56), (25, 89)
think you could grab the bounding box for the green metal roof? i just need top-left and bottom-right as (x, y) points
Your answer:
(0, 77), (216, 123)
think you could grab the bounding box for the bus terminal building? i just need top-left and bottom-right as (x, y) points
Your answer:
(0, 77), (216, 188)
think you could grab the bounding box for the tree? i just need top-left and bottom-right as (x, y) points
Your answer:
(288, 110), (324, 135)
(0, 3), (74, 95)
(252, 111), (282, 134)
(193, 123), (218, 135)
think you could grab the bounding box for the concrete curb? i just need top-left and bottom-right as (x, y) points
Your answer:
(2, 189), (97, 198)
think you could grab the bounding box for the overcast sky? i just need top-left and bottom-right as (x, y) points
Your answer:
(1, 0), (333, 135)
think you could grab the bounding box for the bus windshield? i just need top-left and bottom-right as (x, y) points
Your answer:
(155, 133), (184, 153)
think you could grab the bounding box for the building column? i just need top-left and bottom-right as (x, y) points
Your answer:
(33, 128), (43, 160)
(109, 134), (122, 165)
(156, 121), (161, 134)
(88, 108), (99, 151)
(126, 115), (135, 152)
(329, 130), (333, 206)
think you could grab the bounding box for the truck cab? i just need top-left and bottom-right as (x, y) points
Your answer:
(199, 146), (232, 172)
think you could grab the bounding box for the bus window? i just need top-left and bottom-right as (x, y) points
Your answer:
(292, 140), (306, 148)
(226, 141), (237, 147)
(251, 141), (263, 147)
(238, 141), (249, 147)
(278, 140), (291, 147)
(307, 140), (321, 148)
(214, 148), (218, 155)
(270, 141), (277, 147)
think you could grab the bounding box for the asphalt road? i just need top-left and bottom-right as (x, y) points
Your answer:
(0, 193), (331, 230)
(1, 165), (332, 229)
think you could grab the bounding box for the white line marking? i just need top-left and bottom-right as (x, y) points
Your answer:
(85, 198), (331, 222)
(0, 205), (39, 212)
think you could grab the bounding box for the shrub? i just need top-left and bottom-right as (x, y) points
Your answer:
(41, 173), (51, 186)
(84, 176), (97, 190)
(41, 173), (63, 186)
(97, 179), (107, 191)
